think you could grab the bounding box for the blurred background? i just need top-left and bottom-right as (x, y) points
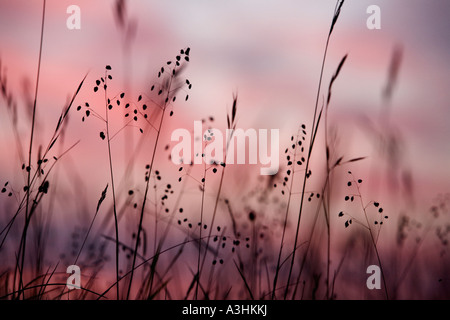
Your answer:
(0, 0), (449, 299)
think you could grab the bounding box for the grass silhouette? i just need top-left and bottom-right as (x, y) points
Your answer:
(0, 0), (449, 300)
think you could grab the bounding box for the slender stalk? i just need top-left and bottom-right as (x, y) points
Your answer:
(103, 71), (120, 300)
(198, 98), (237, 297)
(17, 0), (46, 299)
(272, 130), (300, 300)
(126, 73), (173, 299)
(195, 154), (207, 299)
(292, 168), (331, 299)
(198, 161), (226, 296)
(354, 179), (389, 299)
(127, 108), (165, 299)
(324, 94), (332, 299)
(284, 0), (344, 299)
(284, 28), (331, 301)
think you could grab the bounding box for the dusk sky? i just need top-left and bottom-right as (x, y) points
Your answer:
(1, 1), (449, 200)
(0, 0), (449, 299)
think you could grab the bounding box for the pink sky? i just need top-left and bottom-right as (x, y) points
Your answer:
(1, 0), (450, 299)
(1, 0), (449, 204)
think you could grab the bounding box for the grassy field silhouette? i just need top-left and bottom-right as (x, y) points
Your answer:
(0, 0), (449, 300)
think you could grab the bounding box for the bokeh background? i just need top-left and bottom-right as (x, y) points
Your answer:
(0, 0), (449, 299)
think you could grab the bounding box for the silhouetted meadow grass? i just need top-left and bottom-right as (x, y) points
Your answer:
(0, 0), (449, 300)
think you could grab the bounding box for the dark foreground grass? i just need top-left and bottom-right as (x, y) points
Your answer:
(0, 0), (449, 300)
